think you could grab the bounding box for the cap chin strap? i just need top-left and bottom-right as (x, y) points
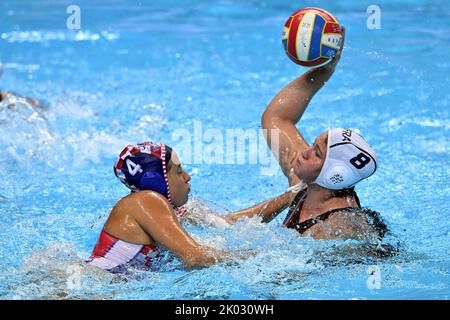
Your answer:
(161, 144), (171, 201)
(161, 146), (188, 217)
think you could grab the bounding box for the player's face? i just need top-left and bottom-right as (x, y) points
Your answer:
(293, 131), (328, 183)
(166, 151), (191, 207)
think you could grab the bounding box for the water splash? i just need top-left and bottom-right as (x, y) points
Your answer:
(1, 30), (119, 43)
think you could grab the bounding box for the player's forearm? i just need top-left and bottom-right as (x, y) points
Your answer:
(181, 246), (229, 269)
(224, 191), (293, 224)
(263, 66), (334, 126)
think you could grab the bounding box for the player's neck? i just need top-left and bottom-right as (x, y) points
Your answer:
(301, 184), (344, 220)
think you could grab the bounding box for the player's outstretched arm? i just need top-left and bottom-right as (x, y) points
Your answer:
(261, 27), (345, 186)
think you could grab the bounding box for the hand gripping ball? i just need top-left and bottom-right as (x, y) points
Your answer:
(282, 7), (343, 67)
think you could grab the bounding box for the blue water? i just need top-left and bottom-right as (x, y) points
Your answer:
(0, 0), (449, 299)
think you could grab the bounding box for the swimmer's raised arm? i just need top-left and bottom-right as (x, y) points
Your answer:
(261, 27), (345, 186)
(132, 191), (229, 269)
(223, 190), (294, 225)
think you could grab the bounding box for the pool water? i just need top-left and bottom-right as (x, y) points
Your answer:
(0, 0), (449, 299)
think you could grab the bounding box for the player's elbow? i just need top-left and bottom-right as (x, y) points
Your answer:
(262, 106), (293, 128)
(261, 109), (275, 130)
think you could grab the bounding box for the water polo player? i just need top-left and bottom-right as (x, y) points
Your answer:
(86, 142), (292, 273)
(257, 27), (389, 241)
(0, 61), (47, 110)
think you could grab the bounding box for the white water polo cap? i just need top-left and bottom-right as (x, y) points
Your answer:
(314, 128), (377, 190)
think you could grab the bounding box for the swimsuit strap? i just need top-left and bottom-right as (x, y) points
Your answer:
(282, 188), (307, 227)
(284, 188), (390, 242)
(293, 207), (355, 234)
(284, 187), (362, 234)
(292, 206), (389, 240)
(290, 187), (308, 208)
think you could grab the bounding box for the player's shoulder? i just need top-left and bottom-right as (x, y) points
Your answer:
(326, 207), (386, 240)
(117, 190), (171, 211)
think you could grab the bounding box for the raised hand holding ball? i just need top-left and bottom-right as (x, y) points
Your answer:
(282, 7), (344, 68)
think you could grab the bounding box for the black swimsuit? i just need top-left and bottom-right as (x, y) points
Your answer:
(283, 188), (388, 239)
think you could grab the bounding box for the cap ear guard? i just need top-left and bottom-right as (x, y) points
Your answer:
(317, 164), (355, 190)
(139, 171), (168, 196)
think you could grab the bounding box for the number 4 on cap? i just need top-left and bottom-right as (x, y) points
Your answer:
(126, 159), (143, 176)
